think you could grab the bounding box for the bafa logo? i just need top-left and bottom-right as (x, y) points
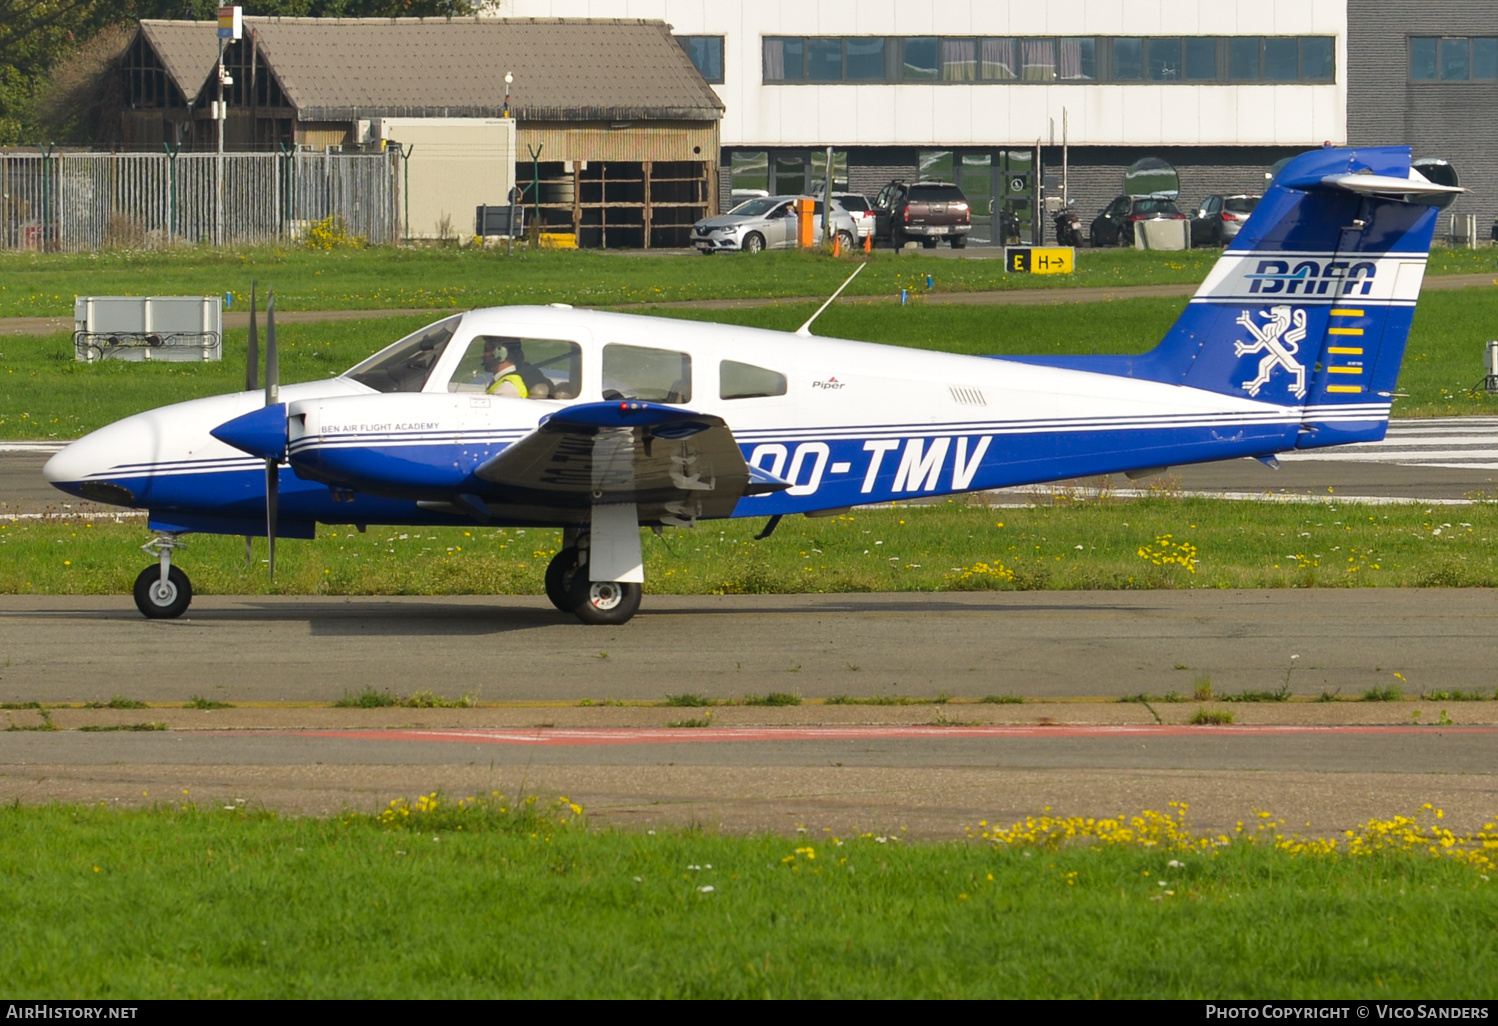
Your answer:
(1234, 306), (1307, 399)
(812, 377), (845, 390)
(1245, 258), (1376, 296)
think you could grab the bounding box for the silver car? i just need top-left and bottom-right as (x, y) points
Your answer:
(692, 195), (858, 255)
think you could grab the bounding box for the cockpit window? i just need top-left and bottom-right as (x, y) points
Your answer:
(602, 344), (692, 403)
(720, 360), (787, 399)
(345, 316), (460, 393)
(448, 336), (583, 399)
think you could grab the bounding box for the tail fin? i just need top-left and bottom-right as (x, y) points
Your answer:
(1024, 146), (1456, 449)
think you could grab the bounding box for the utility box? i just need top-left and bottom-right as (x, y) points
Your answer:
(475, 204), (524, 238)
(378, 118), (517, 241)
(73, 296), (222, 362)
(794, 197), (816, 248)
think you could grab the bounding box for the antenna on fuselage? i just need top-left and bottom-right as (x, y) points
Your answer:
(795, 261), (866, 338)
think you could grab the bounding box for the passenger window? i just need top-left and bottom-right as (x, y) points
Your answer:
(447, 335), (582, 399)
(602, 344), (691, 403)
(720, 360), (787, 400)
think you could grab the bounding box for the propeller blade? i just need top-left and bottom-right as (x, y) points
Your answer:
(265, 288), (278, 406)
(246, 280), (258, 393)
(265, 457), (278, 583)
(265, 288), (278, 582)
(244, 280), (258, 564)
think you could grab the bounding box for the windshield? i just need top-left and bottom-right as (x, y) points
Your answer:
(728, 197), (781, 218)
(1224, 196), (1261, 214)
(1131, 198), (1181, 216)
(345, 315), (461, 393)
(909, 184), (965, 202)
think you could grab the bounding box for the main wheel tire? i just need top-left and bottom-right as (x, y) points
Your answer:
(544, 547), (581, 612)
(568, 576), (642, 626)
(742, 232), (765, 254)
(133, 565), (192, 619)
(950, 235), (967, 249)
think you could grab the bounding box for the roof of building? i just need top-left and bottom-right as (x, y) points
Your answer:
(136, 17), (724, 122)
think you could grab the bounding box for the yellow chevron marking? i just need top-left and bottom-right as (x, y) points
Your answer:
(1326, 385), (1363, 393)
(1328, 366), (1363, 374)
(1327, 346), (1364, 355)
(1329, 308), (1364, 317)
(1327, 327), (1365, 336)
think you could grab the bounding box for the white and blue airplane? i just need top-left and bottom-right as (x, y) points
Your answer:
(44, 146), (1457, 625)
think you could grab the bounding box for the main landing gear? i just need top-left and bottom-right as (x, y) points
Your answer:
(544, 530), (642, 626)
(133, 533), (192, 619)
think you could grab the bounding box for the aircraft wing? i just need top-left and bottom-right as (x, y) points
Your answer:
(473, 401), (784, 524)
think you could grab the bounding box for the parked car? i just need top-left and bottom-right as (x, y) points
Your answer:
(832, 192), (876, 242)
(692, 195), (857, 255)
(873, 180), (972, 249)
(1189, 194), (1262, 247)
(1089, 196), (1187, 247)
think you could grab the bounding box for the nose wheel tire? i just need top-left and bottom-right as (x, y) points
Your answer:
(133, 565), (192, 619)
(544, 547), (582, 612)
(567, 576), (642, 626)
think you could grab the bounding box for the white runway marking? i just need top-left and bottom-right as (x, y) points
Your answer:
(1278, 417), (1498, 469)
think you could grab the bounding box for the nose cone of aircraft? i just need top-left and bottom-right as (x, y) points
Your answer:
(44, 423), (145, 507)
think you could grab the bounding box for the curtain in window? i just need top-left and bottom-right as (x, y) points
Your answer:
(942, 39), (977, 81)
(1022, 38), (1057, 81)
(981, 38), (1016, 80)
(765, 38), (785, 80)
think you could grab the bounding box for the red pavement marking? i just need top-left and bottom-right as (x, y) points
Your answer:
(253, 724), (1498, 748)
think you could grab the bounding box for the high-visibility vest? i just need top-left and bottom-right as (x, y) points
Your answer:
(487, 372), (528, 398)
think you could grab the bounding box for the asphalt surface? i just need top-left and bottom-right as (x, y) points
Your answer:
(4, 590), (1498, 705)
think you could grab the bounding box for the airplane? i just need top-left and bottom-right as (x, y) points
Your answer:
(43, 145), (1457, 625)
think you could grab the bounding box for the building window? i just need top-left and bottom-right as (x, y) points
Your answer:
(845, 37), (886, 80)
(678, 36), (724, 83)
(762, 35), (1334, 84)
(764, 37), (803, 81)
(902, 37), (939, 81)
(1184, 37), (1217, 80)
(1476, 38), (1498, 79)
(1113, 37), (1143, 80)
(1411, 37), (1498, 81)
(1147, 38), (1181, 81)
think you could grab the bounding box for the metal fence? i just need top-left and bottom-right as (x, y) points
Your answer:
(0, 150), (401, 251)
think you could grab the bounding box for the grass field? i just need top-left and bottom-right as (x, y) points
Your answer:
(6, 287), (1498, 439)
(0, 244), (1494, 319)
(8, 499), (1498, 599)
(1, 799), (1492, 998)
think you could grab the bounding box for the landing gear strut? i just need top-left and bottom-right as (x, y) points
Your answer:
(133, 533), (192, 619)
(544, 528), (642, 625)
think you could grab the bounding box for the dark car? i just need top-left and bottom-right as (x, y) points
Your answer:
(1189, 194), (1262, 246)
(874, 180), (972, 249)
(1089, 196), (1186, 247)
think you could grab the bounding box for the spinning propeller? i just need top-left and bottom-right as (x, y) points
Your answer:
(210, 283), (285, 583)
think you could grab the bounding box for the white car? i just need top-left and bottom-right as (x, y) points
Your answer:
(692, 195), (858, 254)
(832, 192), (876, 242)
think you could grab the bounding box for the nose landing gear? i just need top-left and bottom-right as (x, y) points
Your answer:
(133, 533), (192, 619)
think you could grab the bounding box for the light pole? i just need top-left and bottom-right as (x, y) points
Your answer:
(503, 71), (513, 119)
(214, 7), (241, 246)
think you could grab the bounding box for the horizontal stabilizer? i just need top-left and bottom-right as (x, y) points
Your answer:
(1319, 171), (1463, 199)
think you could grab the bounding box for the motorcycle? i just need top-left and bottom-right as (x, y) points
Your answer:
(1052, 201), (1083, 247)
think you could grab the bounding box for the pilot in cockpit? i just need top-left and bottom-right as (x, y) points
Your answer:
(482, 340), (550, 399)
